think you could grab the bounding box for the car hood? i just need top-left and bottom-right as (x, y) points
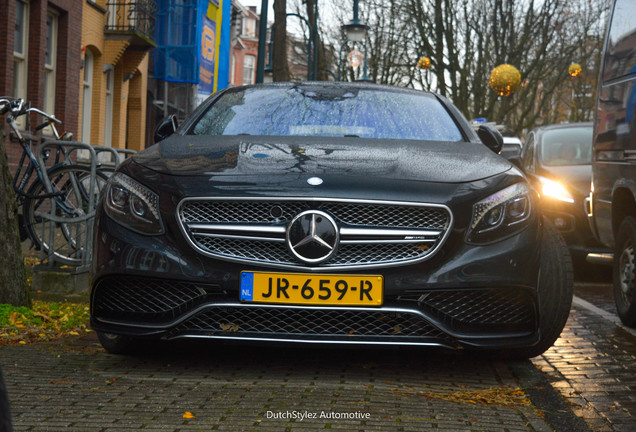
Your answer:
(132, 135), (512, 183)
(540, 164), (591, 197)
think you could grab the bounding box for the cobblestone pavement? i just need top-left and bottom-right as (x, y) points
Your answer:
(532, 280), (636, 432)
(2, 337), (557, 431)
(4, 279), (635, 431)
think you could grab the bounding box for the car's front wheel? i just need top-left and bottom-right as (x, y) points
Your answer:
(614, 217), (636, 327)
(506, 219), (574, 359)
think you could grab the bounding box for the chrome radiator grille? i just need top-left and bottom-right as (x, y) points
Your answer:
(177, 198), (452, 270)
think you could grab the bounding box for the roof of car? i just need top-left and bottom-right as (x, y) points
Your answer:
(533, 122), (593, 132)
(227, 81), (437, 97)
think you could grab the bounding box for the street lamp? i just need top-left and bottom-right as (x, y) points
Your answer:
(341, 0), (368, 42)
(341, 0), (371, 82)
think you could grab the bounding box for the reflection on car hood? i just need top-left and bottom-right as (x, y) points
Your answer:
(541, 164), (592, 197)
(133, 135), (512, 183)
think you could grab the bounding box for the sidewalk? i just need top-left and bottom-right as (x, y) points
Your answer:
(2, 337), (556, 431)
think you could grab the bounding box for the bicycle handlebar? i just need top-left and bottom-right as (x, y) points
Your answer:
(0, 98), (23, 116)
(25, 107), (62, 124)
(0, 98), (61, 125)
(0, 98), (65, 140)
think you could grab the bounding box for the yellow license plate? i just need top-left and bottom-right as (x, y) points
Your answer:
(240, 272), (383, 306)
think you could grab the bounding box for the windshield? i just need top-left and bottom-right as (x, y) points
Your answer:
(539, 126), (592, 166)
(190, 86), (464, 142)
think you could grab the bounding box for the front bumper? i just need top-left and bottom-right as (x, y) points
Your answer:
(91, 207), (542, 350)
(540, 199), (609, 260)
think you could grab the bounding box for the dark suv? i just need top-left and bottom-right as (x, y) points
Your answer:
(590, 0), (636, 326)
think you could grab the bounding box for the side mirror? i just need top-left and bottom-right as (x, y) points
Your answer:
(477, 124), (504, 154)
(154, 115), (178, 143)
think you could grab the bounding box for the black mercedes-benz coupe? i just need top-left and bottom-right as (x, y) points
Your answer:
(91, 82), (572, 358)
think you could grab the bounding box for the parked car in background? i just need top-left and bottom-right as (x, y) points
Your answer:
(90, 82), (572, 359)
(520, 123), (609, 271)
(501, 136), (523, 167)
(590, 0), (636, 326)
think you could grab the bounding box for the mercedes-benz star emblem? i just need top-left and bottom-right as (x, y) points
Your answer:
(287, 210), (339, 264)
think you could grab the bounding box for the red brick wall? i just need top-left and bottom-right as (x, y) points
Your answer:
(0, 0), (81, 174)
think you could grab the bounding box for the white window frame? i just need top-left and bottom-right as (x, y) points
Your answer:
(43, 11), (58, 129)
(243, 54), (255, 85)
(104, 68), (114, 149)
(13, 0), (29, 126)
(81, 50), (94, 145)
(243, 18), (256, 38)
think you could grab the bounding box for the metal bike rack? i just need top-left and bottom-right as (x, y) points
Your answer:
(35, 141), (99, 271)
(31, 142), (135, 295)
(33, 143), (135, 270)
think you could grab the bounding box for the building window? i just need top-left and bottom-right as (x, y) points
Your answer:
(81, 50), (94, 144)
(243, 55), (255, 85)
(243, 18), (256, 38)
(44, 12), (58, 119)
(13, 0), (29, 103)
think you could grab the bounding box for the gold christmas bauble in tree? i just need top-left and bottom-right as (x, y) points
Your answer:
(489, 64), (521, 97)
(569, 63), (582, 77)
(417, 57), (431, 70)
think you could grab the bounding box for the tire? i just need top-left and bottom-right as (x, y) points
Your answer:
(505, 219), (574, 359)
(613, 217), (636, 327)
(97, 332), (137, 355)
(22, 164), (108, 266)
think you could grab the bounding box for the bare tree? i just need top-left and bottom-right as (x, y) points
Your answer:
(399, 0), (612, 133)
(329, 0), (610, 133)
(273, 0), (292, 81)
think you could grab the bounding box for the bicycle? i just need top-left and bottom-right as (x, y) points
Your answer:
(0, 97), (109, 266)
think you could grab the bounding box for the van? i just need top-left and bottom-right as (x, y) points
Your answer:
(590, 0), (636, 326)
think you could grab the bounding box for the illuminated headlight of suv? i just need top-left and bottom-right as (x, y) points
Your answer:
(467, 183), (532, 243)
(104, 173), (163, 235)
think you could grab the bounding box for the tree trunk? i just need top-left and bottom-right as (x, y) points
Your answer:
(0, 127), (30, 307)
(304, 0), (328, 80)
(273, 0), (291, 82)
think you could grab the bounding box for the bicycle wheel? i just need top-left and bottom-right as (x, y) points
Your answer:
(23, 164), (109, 266)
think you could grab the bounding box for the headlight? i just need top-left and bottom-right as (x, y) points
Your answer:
(538, 177), (574, 203)
(467, 183), (532, 243)
(104, 173), (164, 235)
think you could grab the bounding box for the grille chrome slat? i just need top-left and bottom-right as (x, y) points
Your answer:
(177, 198), (452, 270)
(189, 224), (287, 235)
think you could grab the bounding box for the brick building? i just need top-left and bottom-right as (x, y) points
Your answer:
(80, 1), (155, 153)
(230, 3), (260, 86)
(0, 0), (82, 171)
(0, 0), (156, 171)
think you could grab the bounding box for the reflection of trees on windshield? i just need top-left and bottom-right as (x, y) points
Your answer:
(193, 91), (245, 135)
(191, 87), (463, 141)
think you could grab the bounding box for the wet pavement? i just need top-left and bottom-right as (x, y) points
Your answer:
(530, 271), (636, 432)
(2, 273), (636, 431)
(2, 336), (558, 431)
